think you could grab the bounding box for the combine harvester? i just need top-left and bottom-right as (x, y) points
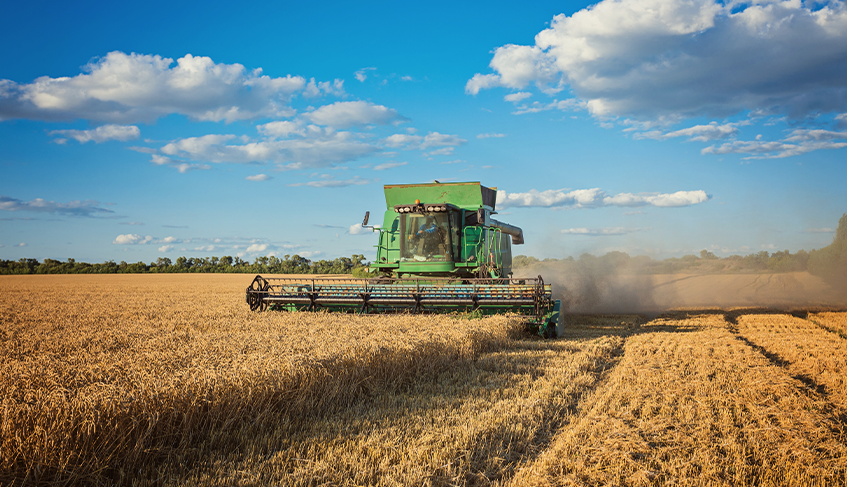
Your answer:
(246, 182), (563, 337)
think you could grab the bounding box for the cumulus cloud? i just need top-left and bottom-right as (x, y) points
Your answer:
(497, 188), (710, 209)
(468, 0), (847, 120)
(380, 131), (467, 154)
(158, 129), (380, 169)
(48, 124), (140, 143)
(383, 133), (423, 148)
(257, 120), (304, 138)
(0, 51), (328, 123)
(302, 78), (345, 98)
(113, 234), (153, 245)
(302, 101), (406, 127)
(504, 92), (532, 103)
(16, 243), (27, 247)
(0, 195), (114, 217)
(561, 227), (644, 236)
(477, 133), (506, 139)
(245, 243), (268, 253)
(158, 245), (174, 252)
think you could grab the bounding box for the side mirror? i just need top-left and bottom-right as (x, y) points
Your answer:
(362, 211), (370, 227)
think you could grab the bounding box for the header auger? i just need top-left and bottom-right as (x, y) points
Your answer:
(246, 182), (564, 337)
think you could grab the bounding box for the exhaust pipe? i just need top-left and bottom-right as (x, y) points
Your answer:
(490, 218), (524, 245)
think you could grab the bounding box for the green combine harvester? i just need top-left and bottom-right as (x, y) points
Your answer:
(246, 181), (563, 337)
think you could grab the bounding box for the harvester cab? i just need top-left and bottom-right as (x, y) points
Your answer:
(246, 182), (564, 338)
(371, 182), (520, 279)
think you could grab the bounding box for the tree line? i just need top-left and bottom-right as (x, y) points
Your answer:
(0, 254), (369, 276)
(2, 214), (844, 286)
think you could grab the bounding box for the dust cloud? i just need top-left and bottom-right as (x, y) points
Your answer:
(515, 257), (846, 315)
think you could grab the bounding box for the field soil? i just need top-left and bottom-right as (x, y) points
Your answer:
(2, 273), (846, 486)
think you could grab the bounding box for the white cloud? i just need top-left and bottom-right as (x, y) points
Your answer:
(497, 188), (710, 209)
(245, 243), (268, 253)
(511, 98), (587, 115)
(355, 67), (376, 82)
(349, 223), (372, 235)
(561, 227), (643, 236)
(504, 92), (532, 103)
(151, 154), (211, 173)
(477, 133), (506, 139)
(383, 133), (423, 148)
(160, 236), (179, 243)
(468, 0), (847, 121)
(421, 132), (467, 149)
(157, 130), (380, 169)
(783, 129), (847, 142)
(637, 121), (743, 142)
(439, 159), (466, 165)
(48, 124), (140, 143)
(0, 195), (114, 217)
(158, 245), (174, 252)
(302, 101), (405, 128)
(465, 74), (503, 96)
(113, 234), (153, 245)
(194, 245), (216, 252)
(425, 147), (454, 156)
(373, 162), (407, 170)
(245, 174), (271, 181)
(16, 242), (26, 247)
(302, 78), (345, 98)
(0, 51), (318, 123)
(257, 120), (304, 138)
(702, 139), (847, 159)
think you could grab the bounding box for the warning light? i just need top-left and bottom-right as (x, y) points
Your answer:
(415, 199), (420, 204)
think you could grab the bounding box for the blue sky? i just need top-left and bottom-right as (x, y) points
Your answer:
(1, 0), (846, 263)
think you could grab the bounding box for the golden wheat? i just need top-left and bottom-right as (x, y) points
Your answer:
(0, 275), (524, 484)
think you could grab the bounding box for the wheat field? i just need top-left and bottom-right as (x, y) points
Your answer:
(1, 275), (846, 486)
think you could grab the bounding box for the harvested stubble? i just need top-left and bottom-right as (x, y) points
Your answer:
(734, 312), (847, 412)
(156, 316), (637, 486)
(0, 275), (523, 485)
(808, 311), (847, 339)
(510, 311), (847, 486)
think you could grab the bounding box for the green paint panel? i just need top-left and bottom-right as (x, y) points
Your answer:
(383, 181), (497, 210)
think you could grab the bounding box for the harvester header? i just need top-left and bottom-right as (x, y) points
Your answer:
(246, 181), (563, 337)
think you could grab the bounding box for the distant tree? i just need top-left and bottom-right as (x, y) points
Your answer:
(700, 249), (718, 260)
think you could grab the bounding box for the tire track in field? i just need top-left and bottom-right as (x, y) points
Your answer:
(430, 329), (631, 486)
(725, 309), (847, 424)
(508, 311), (847, 486)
